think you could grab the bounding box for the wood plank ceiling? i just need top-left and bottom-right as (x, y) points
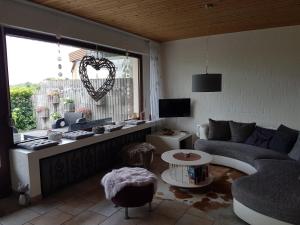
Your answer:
(31, 0), (300, 42)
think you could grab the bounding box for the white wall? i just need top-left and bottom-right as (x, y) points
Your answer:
(161, 25), (300, 133)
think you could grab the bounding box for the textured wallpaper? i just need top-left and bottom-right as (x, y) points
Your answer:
(161, 25), (300, 134)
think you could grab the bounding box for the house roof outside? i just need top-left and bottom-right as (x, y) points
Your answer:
(69, 49), (87, 62)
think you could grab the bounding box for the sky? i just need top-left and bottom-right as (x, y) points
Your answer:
(6, 35), (79, 85)
(6, 35), (135, 85)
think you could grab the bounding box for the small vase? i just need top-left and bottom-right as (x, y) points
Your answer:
(39, 109), (49, 118)
(49, 95), (60, 104)
(64, 103), (75, 112)
(19, 194), (29, 206)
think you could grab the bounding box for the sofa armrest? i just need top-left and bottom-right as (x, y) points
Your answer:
(199, 123), (208, 140)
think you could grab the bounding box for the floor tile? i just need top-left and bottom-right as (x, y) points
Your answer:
(155, 178), (174, 201)
(52, 188), (81, 202)
(81, 188), (106, 203)
(73, 179), (100, 194)
(99, 210), (140, 225)
(150, 197), (163, 210)
(29, 208), (72, 225)
(88, 200), (120, 217)
(176, 213), (214, 225)
(63, 211), (106, 225)
(29, 197), (63, 214)
(151, 156), (168, 174)
(0, 208), (39, 225)
(0, 195), (21, 216)
(155, 200), (188, 220)
(58, 198), (95, 216)
(186, 207), (213, 220)
(205, 206), (234, 220)
(213, 213), (248, 225)
(138, 212), (177, 225)
(119, 205), (152, 219)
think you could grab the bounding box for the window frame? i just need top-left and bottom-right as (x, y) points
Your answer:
(0, 26), (13, 196)
(3, 27), (144, 141)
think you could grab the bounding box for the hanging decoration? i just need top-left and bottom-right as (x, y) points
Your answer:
(57, 35), (63, 78)
(79, 49), (116, 102)
(122, 51), (131, 78)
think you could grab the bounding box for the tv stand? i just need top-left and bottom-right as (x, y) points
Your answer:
(146, 131), (193, 154)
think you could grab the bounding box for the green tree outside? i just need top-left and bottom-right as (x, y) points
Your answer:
(10, 84), (39, 131)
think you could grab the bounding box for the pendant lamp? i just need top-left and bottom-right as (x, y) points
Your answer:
(192, 73), (222, 92)
(192, 19), (222, 92)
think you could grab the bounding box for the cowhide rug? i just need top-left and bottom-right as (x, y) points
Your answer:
(154, 163), (245, 212)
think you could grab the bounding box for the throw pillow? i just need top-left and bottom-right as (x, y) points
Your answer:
(245, 126), (276, 148)
(229, 121), (256, 143)
(208, 119), (231, 140)
(269, 125), (299, 154)
(289, 135), (300, 161)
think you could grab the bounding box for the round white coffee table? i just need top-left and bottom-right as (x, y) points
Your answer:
(161, 149), (213, 188)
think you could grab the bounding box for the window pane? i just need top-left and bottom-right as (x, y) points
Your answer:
(6, 35), (141, 142)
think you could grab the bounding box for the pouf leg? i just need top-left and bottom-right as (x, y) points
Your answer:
(125, 207), (129, 219)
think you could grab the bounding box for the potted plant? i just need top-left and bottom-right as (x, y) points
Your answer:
(36, 106), (49, 118)
(50, 112), (62, 129)
(47, 89), (60, 104)
(63, 97), (75, 112)
(76, 107), (92, 120)
(50, 112), (62, 120)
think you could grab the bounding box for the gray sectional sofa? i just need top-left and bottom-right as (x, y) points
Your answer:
(195, 134), (300, 225)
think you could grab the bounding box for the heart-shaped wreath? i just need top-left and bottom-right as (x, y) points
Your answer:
(79, 56), (116, 102)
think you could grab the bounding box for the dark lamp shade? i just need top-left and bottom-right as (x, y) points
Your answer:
(192, 73), (222, 92)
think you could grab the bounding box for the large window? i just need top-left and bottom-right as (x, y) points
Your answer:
(5, 30), (142, 142)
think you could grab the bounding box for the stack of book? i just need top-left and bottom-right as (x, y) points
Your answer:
(187, 165), (209, 184)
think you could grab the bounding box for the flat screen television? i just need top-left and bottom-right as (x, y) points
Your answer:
(159, 98), (191, 118)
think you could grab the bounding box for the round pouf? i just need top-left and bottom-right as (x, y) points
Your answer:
(121, 142), (155, 169)
(101, 167), (157, 219)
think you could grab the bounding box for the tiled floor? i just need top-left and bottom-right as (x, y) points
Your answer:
(0, 156), (247, 225)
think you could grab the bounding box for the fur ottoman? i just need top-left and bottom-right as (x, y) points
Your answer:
(101, 167), (157, 219)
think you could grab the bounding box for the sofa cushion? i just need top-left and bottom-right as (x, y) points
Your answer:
(289, 135), (300, 161)
(194, 139), (289, 166)
(245, 126), (276, 148)
(208, 119), (231, 141)
(232, 159), (300, 224)
(229, 121), (256, 143)
(269, 124), (299, 154)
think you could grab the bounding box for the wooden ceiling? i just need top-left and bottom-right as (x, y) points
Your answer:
(31, 0), (300, 42)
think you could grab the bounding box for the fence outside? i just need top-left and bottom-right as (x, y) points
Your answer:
(32, 78), (133, 129)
